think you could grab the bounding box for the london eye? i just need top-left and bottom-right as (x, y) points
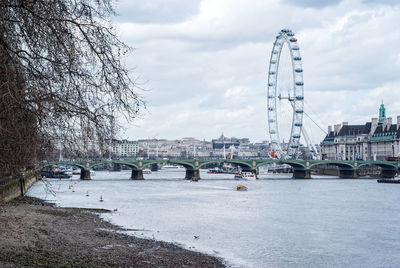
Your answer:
(267, 29), (304, 159)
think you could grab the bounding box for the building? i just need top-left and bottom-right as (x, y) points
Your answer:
(321, 103), (400, 161)
(136, 138), (213, 159)
(212, 133), (249, 150)
(112, 139), (139, 158)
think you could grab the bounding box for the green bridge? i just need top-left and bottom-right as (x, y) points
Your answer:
(42, 158), (399, 181)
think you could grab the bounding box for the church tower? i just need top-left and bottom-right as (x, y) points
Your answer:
(378, 102), (386, 123)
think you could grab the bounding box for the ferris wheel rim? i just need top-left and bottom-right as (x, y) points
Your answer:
(267, 29), (304, 159)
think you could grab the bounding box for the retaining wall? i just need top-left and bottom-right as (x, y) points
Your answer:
(0, 170), (40, 202)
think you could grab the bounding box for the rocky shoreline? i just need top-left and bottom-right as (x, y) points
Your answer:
(0, 196), (225, 267)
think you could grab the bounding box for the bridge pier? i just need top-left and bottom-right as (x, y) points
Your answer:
(339, 168), (355, 178)
(131, 169), (144, 180)
(252, 169), (258, 179)
(185, 169), (200, 181)
(192, 159), (200, 181)
(252, 160), (258, 179)
(131, 160), (144, 180)
(352, 161), (359, 178)
(292, 169), (311, 179)
(292, 160), (311, 179)
(80, 162), (91, 180)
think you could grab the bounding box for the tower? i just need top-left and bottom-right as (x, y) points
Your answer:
(379, 102), (386, 123)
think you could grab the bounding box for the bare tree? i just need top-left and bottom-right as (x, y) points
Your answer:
(0, 0), (142, 177)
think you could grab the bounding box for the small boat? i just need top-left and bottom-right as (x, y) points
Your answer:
(207, 168), (223, 174)
(234, 172), (256, 180)
(41, 170), (72, 179)
(161, 164), (184, 171)
(234, 173), (244, 179)
(143, 168), (151, 174)
(377, 179), (400, 184)
(72, 169), (81, 175)
(236, 184), (248, 191)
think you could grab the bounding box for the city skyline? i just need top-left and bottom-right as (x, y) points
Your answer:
(111, 0), (400, 143)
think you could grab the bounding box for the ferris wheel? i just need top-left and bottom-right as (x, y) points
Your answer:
(267, 29), (304, 159)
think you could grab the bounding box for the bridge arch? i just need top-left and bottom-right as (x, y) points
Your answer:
(42, 161), (86, 170)
(87, 161), (112, 170)
(358, 161), (398, 178)
(142, 160), (166, 169)
(112, 161), (139, 170)
(255, 159), (282, 169)
(358, 161), (397, 170)
(198, 159), (253, 171)
(308, 161), (356, 178)
(281, 160), (306, 170)
(168, 160), (195, 170)
(309, 161), (354, 170)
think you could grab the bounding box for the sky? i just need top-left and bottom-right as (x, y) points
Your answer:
(111, 0), (400, 144)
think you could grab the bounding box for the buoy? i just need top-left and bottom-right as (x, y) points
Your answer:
(72, 186), (75, 192)
(86, 191), (89, 197)
(100, 195), (103, 202)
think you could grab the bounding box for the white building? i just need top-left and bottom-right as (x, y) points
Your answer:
(112, 139), (139, 158)
(321, 104), (400, 161)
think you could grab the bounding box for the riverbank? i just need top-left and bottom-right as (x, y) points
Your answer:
(0, 196), (225, 267)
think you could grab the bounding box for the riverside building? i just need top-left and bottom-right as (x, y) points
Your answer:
(320, 103), (400, 161)
(112, 139), (139, 158)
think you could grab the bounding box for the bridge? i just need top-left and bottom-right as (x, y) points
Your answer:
(42, 158), (399, 181)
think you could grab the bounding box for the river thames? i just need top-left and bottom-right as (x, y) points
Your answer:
(28, 170), (400, 268)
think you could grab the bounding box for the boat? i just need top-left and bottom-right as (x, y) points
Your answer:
(236, 184), (248, 191)
(234, 173), (244, 179)
(377, 179), (400, 184)
(207, 168), (223, 174)
(161, 164), (184, 171)
(41, 170), (72, 179)
(143, 168), (151, 174)
(72, 169), (81, 175)
(234, 172), (256, 180)
(242, 172), (256, 180)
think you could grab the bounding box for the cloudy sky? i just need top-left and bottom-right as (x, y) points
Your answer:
(111, 0), (400, 144)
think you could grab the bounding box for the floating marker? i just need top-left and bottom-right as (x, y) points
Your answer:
(86, 191), (89, 197)
(72, 186), (75, 192)
(100, 195), (103, 202)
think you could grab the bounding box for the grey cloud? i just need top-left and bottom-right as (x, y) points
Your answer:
(113, 0), (201, 23)
(115, 1), (400, 143)
(362, 0), (400, 5)
(283, 0), (342, 8)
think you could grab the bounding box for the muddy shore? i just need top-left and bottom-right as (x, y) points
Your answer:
(0, 196), (225, 267)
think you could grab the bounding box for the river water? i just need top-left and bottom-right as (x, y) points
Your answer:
(27, 170), (400, 268)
